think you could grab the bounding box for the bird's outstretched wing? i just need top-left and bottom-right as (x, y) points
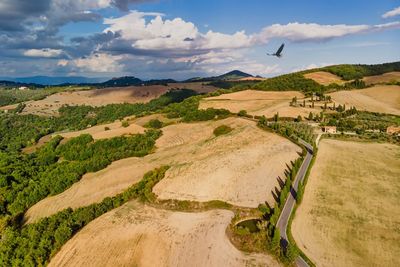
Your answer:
(276, 43), (285, 55)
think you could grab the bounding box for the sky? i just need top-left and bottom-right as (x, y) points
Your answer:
(0, 0), (399, 80)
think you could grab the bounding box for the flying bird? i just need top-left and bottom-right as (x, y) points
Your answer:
(267, 43), (285, 58)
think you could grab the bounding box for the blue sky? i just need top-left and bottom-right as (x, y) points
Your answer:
(0, 0), (399, 79)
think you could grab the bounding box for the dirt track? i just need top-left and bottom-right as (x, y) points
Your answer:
(49, 201), (280, 267)
(25, 117), (300, 223)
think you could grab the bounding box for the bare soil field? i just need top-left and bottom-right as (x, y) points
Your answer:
(304, 71), (345, 85)
(200, 90), (321, 118)
(25, 117), (300, 223)
(292, 139), (400, 267)
(49, 201), (280, 267)
(328, 85), (400, 115)
(56, 120), (146, 140)
(18, 82), (217, 116)
(363, 71), (400, 85)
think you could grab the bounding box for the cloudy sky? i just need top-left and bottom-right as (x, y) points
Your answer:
(1, 0), (399, 79)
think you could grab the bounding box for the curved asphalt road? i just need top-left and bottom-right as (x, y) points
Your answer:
(276, 138), (313, 267)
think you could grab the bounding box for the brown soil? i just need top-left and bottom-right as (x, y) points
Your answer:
(328, 85), (400, 115)
(304, 72), (345, 85)
(363, 72), (400, 85)
(292, 139), (400, 267)
(25, 117), (300, 223)
(200, 90), (321, 118)
(49, 201), (280, 267)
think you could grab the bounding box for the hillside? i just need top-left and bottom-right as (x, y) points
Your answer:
(185, 70), (253, 82)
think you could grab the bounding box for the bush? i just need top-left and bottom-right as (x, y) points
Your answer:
(121, 121), (129, 127)
(213, 125), (233, 136)
(145, 119), (163, 129)
(238, 110), (248, 117)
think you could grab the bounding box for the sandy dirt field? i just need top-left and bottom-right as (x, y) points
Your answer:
(19, 86), (169, 116)
(55, 120), (145, 140)
(304, 71), (345, 85)
(363, 71), (400, 85)
(200, 90), (321, 118)
(292, 139), (400, 267)
(328, 85), (400, 115)
(25, 117), (300, 223)
(18, 83), (217, 116)
(49, 201), (280, 267)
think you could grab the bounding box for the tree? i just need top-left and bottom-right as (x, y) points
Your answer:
(121, 121), (129, 127)
(271, 228), (281, 254)
(285, 243), (299, 262)
(291, 96), (297, 106)
(274, 112), (279, 122)
(238, 110), (248, 117)
(145, 119), (163, 129)
(303, 99), (306, 107)
(296, 115), (302, 122)
(308, 112), (313, 121)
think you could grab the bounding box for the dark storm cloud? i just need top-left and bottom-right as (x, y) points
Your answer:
(0, 0), (51, 31)
(111, 0), (157, 11)
(99, 37), (210, 58)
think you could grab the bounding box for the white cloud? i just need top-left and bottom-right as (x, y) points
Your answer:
(257, 22), (369, 42)
(23, 48), (64, 58)
(256, 21), (400, 42)
(382, 6), (400, 18)
(103, 11), (252, 51)
(72, 53), (124, 73)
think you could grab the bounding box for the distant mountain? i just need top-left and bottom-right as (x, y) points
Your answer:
(99, 76), (143, 87)
(185, 70), (253, 82)
(0, 76), (108, 86)
(218, 70), (253, 80)
(97, 76), (177, 87)
(0, 80), (44, 88)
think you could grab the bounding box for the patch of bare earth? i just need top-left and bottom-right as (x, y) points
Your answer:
(200, 89), (320, 118)
(292, 139), (400, 267)
(19, 86), (169, 116)
(25, 117), (300, 223)
(363, 71), (400, 85)
(20, 83), (218, 116)
(304, 71), (345, 85)
(49, 201), (280, 267)
(328, 85), (400, 115)
(56, 120), (145, 140)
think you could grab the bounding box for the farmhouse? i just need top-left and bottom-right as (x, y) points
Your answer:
(322, 126), (337, 134)
(19, 86), (28, 90)
(386, 126), (400, 135)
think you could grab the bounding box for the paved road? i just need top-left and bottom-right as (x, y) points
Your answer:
(276, 138), (313, 267)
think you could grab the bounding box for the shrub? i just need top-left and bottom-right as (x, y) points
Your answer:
(213, 125), (233, 136)
(145, 119), (163, 129)
(121, 121), (129, 127)
(238, 110), (248, 117)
